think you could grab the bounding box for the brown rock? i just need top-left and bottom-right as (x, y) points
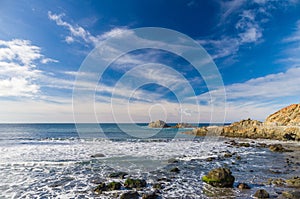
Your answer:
(265, 104), (300, 126)
(254, 189), (269, 198)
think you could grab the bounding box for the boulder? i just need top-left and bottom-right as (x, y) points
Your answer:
(202, 168), (235, 188)
(107, 182), (121, 191)
(124, 178), (147, 189)
(148, 120), (170, 128)
(91, 153), (105, 158)
(109, 171), (128, 179)
(237, 183), (250, 189)
(282, 191), (300, 199)
(268, 144), (292, 152)
(170, 167), (180, 173)
(142, 191), (159, 199)
(94, 182), (107, 194)
(253, 189), (269, 198)
(286, 176), (300, 188)
(120, 191), (140, 199)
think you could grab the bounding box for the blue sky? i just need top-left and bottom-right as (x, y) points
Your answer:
(0, 0), (299, 123)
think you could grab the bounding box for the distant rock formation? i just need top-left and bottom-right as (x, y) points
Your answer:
(265, 104), (300, 126)
(173, 123), (194, 128)
(148, 120), (170, 128)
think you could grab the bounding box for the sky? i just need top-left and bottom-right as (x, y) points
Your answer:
(0, 0), (299, 123)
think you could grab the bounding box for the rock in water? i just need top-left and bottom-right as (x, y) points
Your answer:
(265, 103), (300, 126)
(268, 144), (292, 152)
(237, 183), (250, 189)
(148, 120), (170, 128)
(109, 171), (128, 179)
(120, 191), (140, 199)
(124, 178), (147, 189)
(286, 176), (300, 188)
(253, 189), (269, 198)
(282, 191), (300, 199)
(202, 168), (235, 188)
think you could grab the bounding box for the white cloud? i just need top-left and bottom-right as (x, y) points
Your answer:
(0, 39), (53, 97)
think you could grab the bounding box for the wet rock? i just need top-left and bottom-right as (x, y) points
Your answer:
(282, 191), (300, 199)
(206, 157), (216, 162)
(237, 183), (250, 189)
(236, 156), (241, 160)
(254, 189), (269, 198)
(107, 182), (121, 191)
(167, 158), (179, 163)
(124, 178), (147, 189)
(224, 153), (233, 158)
(172, 123), (194, 128)
(266, 178), (285, 186)
(91, 153), (105, 158)
(142, 191), (159, 199)
(148, 120), (170, 128)
(286, 176), (300, 188)
(239, 142), (251, 147)
(269, 144), (292, 152)
(94, 182), (107, 194)
(109, 171), (128, 179)
(170, 167), (180, 173)
(120, 191), (140, 199)
(153, 183), (163, 189)
(202, 168), (235, 188)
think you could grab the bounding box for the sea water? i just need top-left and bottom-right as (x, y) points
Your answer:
(0, 124), (299, 198)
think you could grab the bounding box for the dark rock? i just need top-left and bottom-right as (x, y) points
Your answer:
(120, 191), (140, 199)
(167, 158), (179, 163)
(282, 191), (300, 199)
(91, 153), (105, 158)
(94, 182), (107, 194)
(224, 153), (233, 158)
(239, 142), (250, 147)
(202, 167), (235, 188)
(170, 167), (180, 173)
(107, 182), (121, 191)
(254, 189), (269, 198)
(153, 183), (162, 189)
(142, 191), (159, 199)
(236, 156), (241, 160)
(283, 133), (296, 141)
(269, 144), (292, 152)
(206, 157), (216, 162)
(124, 178), (147, 189)
(148, 120), (170, 128)
(237, 183), (250, 189)
(109, 171), (128, 179)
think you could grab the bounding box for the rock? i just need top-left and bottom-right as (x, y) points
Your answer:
(224, 153), (233, 158)
(170, 167), (180, 173)
(286, 176), (300, 187)
(94, 182), (107, 194)
(239, 142), (250, 147)
(120, 191), (140, 199)
(206, 157), (216, 162)
(283, 132), (296, 141)
(91, 153), (105, 158)
(264, 104), (300, 126)
(266, 178), (285, 186)
(254, 189), (269, 198)
(237, 183), (250, 189)
(142, 191), (159, 199)
(268, 144), (292, 152)
(153, 183), (162, 189)
(107, 182), (121, 191)
(167, 158), (179, 163)
(282, 191), (300, 199)
(109, 171), (128, 179)
(202, 168), (235, 188)
(173, 123), (194, 128)
(148, 120), (170, 128)
(124, 178), (147, 189)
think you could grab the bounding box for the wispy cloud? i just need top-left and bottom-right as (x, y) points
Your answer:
(0, 39), (56, 97)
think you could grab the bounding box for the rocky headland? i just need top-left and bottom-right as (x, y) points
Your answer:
(184, 103), (300, 141)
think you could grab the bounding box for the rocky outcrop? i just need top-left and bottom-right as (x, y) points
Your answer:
(265, 104), (300, 126)
(148, 120), (170, 128)
(254, 189), (270, 198)
(202, 168), (235, 188)
(173, 123), (194, 128)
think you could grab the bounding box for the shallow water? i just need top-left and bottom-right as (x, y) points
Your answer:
(0, 124), (299, 198)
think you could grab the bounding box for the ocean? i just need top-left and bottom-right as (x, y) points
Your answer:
(0, 123), (298, 198)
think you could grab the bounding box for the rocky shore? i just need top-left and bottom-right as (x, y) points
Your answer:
(184, 104), (300, 141)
